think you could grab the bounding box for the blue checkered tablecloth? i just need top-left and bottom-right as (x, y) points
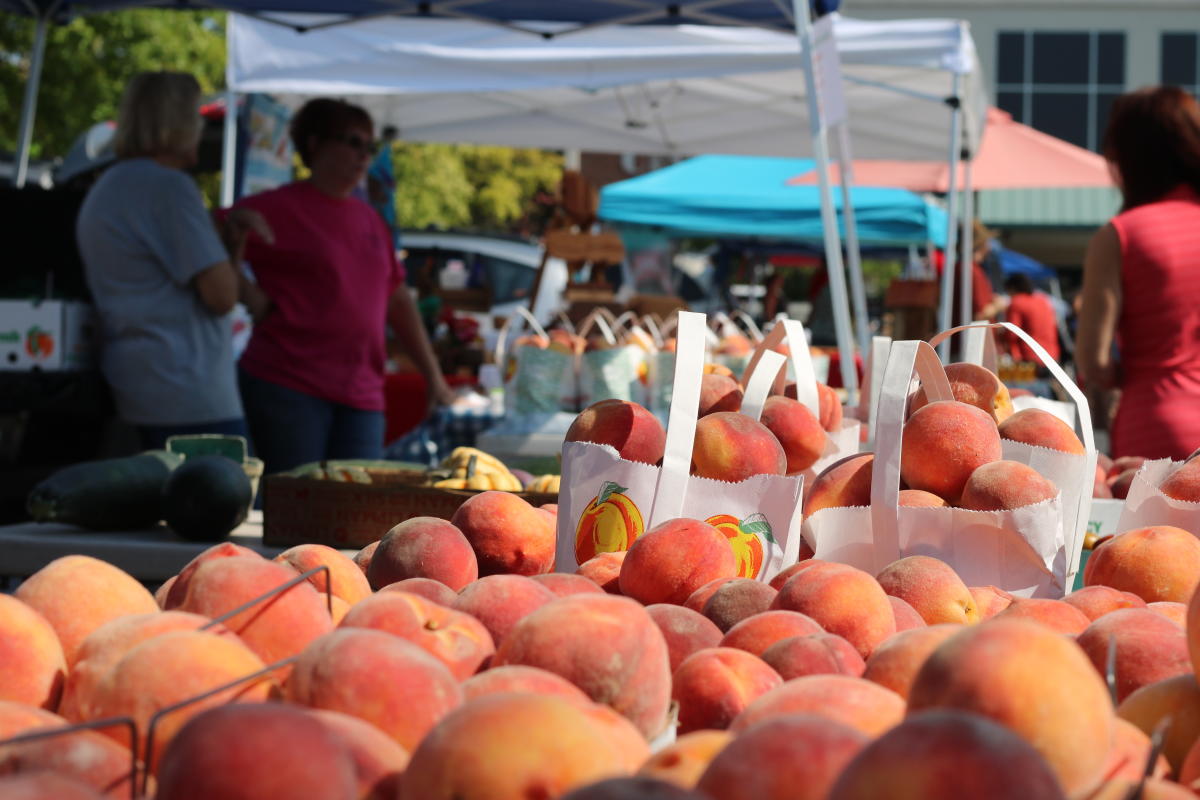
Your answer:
(385, 405), (506, 466)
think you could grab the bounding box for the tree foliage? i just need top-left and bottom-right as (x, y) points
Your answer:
(0, 10), (226, 160)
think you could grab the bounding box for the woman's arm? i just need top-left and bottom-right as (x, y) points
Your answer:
(387, 284), (457, 412)
(1075, 223), (1122, 391)
(219, 208), (276, 323)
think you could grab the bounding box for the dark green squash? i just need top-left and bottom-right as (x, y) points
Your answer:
(26, 451), (184, 530)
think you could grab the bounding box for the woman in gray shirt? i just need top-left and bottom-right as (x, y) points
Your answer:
(76, 71), (271, 450)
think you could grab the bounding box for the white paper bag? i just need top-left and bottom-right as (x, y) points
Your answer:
(557, 312), (805, 583)
(805, 324), (1095, 598)
(493, 306), (578, 415)
(1117, 458), (1200, 534)
(740, 318), (862, 484)
(577, 310), (644, 407)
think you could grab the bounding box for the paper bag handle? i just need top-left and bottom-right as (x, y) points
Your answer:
(860, 336), (893, 447)
(869, 340), (955, 571)
(641, 315), (666, 349)
(493, 305), (550, 366)
(741, 319), (821, 417)
(649, 311), (708, 526)
(740, 350), (788, 422)
(731, 310), (764, 342)
(576, 309), (619, 346)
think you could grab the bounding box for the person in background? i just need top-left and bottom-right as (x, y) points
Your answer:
(944, 219), (1006, 327)
(1076, 86), (1200, 461)
(367, 125), (401, 252)
(1003, 273), (1060, 363)
(230, 98), (455, 475)
(76, 71), (271, 451)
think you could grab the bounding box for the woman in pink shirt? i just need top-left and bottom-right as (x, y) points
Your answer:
(1076, 86), (1200, 460)
(233, 99), (453, 473)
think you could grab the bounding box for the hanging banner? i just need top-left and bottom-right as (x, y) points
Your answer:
(239, 93), (294, 198)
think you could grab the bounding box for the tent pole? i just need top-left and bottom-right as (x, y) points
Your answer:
(14, 12), (50, 189)
(791, 0), (858, 403)
(937, 71), (963, 362)
(959, 156), (975, 335)
(220, 89), (239, 207)
(836, 122), (870, 359)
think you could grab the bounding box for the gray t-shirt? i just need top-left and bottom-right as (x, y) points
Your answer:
(76, 158), (241, 425)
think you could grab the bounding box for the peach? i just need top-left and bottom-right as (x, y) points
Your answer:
(618, 518), (738, 605)
(998, 408), (1085, 454)
(888, 596), (927, 631)
(560, 777), (710, 799)
(493, 594), (672, 738)
(286, 628), (462, 751)
(1086, 778), (1196, 800)
(698, 373), (743, 417)
(567, 399), (667, 465)
(959, 460), (1058, 511)
(153, 703), (358, 800)
(174, 555), (333, 668)
(1062, 585), (1147, 621)
(803, 454), (873, 516)
(462, 665), (591, 704)
(0, 774), (108, 800)
(0, 595), (65, 711)
(766, 559), (825, 591)
(573, 703), (651, 773)
(697, 714), (868, 800)
(162, 542), (262, 609)
(691, 412), (787, 482)
(1108, 456), (1147, 479)
(970, 585), (1015, 619)
(898, 489), (948, 508)
(400, 694), (634, 799)
(0, 722), (137, 799)
(340, 591), (495, 679)
(577, 551), (625, 594)
(450, 491), (556, 576)
(719, 609), (823, 657)
(14, 555), (158, 666)
(909, 362), (1013, 424)
(274, 543), (371, 606)
(1161, 458), (1200, 502)
(379, 577), (459, 606)
(861, 623), (962, 700)
(683, 578), (735, 613)
(531, 573), (606, 597)
(759, 395), (825, 475)
(1108, 468), (1138, 499)
(60, 611), (231, 723)
(1084, 526), (1200, 603)
(730, 674), (905, 738)
(827, 710), (1066, 800)
(638, 730), (732, 789)
(788, 382), (844, 432)
(760, 633), (865, 679)
(992, 598), (1091, 635)
(89, 630), (273, 771)
(900, 401), (1003, 503)
(1095, 472), (1114, 498)
(1151, 601), (1188, 627)
(1117, 674), (1200, 773)
(353, 541), (378, 575)
(671, 647), (782, 733)
(308, 709), (410, 800)
(1076, 609), (1191, 703)
(772, 562), (896, 659)
(154, 576), (177, 608)
(700, 579), (777, 632)
(907, 619), (1115, 794)
(453, 574), (557, 646)
(645, 604), (724, 673)
(875, 555), (978, 625)
(1180, 734), (1200, 792)
(703, 362), (732, 377)
(367, 517), (478, 591)
(1103, 717), (1171, 783)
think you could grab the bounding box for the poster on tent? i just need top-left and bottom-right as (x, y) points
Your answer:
(239, 94), (294, 198)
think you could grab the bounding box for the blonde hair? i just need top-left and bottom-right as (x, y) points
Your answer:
(113, 72), (203, 160)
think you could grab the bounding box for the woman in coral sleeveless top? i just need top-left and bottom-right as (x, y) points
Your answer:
(1077, 86), (1200, 460)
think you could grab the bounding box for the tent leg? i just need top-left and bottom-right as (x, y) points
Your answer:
(959, 157), (975, 336)
(792, 1), (858, 403)
(836, 122), (871, 358)
(220, 90), (239, 206)
(14, 14), (50, 189)
(937, 71), (964, 362)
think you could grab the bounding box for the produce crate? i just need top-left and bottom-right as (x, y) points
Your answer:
(262, 466), (556, 549)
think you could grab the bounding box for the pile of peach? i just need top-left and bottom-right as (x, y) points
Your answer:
(806, 363), (1085, 516)
(6, 501), (1200, 800)
(1098, 451), (1200, 502)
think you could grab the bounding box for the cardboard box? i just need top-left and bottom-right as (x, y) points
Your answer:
(0, 300), (95, 371)
(262, 467), (556, 549)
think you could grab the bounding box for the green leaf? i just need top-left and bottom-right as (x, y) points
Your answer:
(597, 481), (627, 505)
(740, 513), (775, 544)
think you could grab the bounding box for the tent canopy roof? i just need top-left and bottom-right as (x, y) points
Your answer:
(598, 154), (949, 246)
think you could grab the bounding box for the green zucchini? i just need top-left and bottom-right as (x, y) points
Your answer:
(26, 450), (184, 530)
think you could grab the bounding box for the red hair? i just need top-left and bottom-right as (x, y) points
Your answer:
(1102, 86), (1200, 210)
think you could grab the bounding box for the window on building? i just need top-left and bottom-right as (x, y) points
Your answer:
(995, 30), (1126, 151)
(1161, 32), (1200, 95)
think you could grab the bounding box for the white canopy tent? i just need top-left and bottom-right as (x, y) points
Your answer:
(226, 12), (988, 388)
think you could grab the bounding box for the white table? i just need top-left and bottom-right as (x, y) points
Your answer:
(0, 511), (317, 584)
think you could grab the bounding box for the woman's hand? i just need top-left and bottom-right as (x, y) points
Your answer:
(224, 208), (275, 251)
(427, 375), (458, 416)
